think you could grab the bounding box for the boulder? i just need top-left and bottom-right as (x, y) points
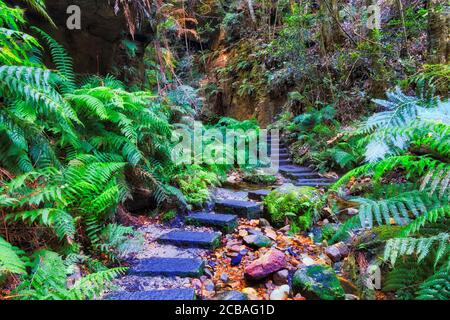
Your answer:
(245, 249), (287, 280)
(273, 269), (289, 285)
(243, 234), (272, 248)
(292, 265), (345, 300)
(325, 242), (349, 262)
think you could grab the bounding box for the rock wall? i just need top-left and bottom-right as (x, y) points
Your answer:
(27, 0), (151, 83)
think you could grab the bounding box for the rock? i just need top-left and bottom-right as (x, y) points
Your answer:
(240, 248), (249, 255)
(243, 234), (273, 248)
(293, 294), (305, 300)
(279, 225), (290, 233)
(269, 285), (290, 300)
(203, 279), (215, 292)
(264, 228), (278, 240)
(245, 249), (287, 280)
(325, 242), (349, 262)
(215, 291), (248, 300)
(204, 268), (214, 279)
(220, 273), (229, 283)
(106, 288), (196, 300)
(248, 228), (264, 236)
(192, 279), (202, 291)
(300, 254), (316, 266)
(273, 269), (289, 285)
(259, 218), (271, 227)
(241, 287), (259, 300)
(239, 229), (249, 237)
(228, 245), (242, 252)
(292, 265), (345, 300)
(231, 253), (243, 266)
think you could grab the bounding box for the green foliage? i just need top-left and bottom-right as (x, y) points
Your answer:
(98, 224), (144, 261)
(0, 2), (190, 299)
(175, 165), (221, 206)
(13, 250), (126, 300)
(331, 87), (450, 299)
(264, 186), (321, 231)
(0, 236), (27, 275)
(161, 209), (177, 222)
(243, 170), (277, 185)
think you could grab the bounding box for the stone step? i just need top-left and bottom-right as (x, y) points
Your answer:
(269, 143), (286, 149)
(272, 153), (290, 160)
(185, 212), (238, 232)
(215, 199), (263, 219)
(158, 230), (221, 249)
(272, 159), (292, 166)
(106, 288), (196, 300)
(279, 165), (314, 174)
(247, 189), (272, 201)
(130, 257), (204, 277)
(286, 172), (322, 179)
(294, 181), (333, 187)
(296, 178), (336, 183)
(270, 147), (288, 153)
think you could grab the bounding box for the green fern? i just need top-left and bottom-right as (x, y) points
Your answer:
(31, 27), (76, 93)
(0, 236), (26, 275)
(13, 250), (126, 300)
(384, 233), (449, 266)
(416, 267), (450, 300)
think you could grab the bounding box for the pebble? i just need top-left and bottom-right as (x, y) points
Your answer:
(273, 269), (289, 285)
(241, 287), (259, 300)
(220, 273), (229, 283)
(269, 285), (290, 300)
(259, 218), (271, 227)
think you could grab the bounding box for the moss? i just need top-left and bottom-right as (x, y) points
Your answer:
(293, 265), (345, 300)
(243, 173), (277, 185)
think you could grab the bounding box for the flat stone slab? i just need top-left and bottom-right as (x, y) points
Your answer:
(272, 159), (292, 166)
(158, 231), (221, 249)
(247, 189), (272, 201)
(130, 257), (204, 277)
(215, 199), (263, 219)
(279, 165), (314, 174)
(294, 181), (333, 187)
(296, 178), (336, 183)
(106, 288), (196, 300)
(286, 172), (322, 179)
(269, 148), (288, 153)
(185, 212), (238, 232)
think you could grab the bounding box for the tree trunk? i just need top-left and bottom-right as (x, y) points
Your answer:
(319, 0), (344, 54)
(246, 0), (257, 24)
(427, 0), (449, 64)
(396, 0), (409, 57)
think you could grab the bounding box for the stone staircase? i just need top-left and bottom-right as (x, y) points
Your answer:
(106, 135), (336, 301)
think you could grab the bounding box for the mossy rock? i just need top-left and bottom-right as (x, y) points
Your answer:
(292, 264), (345, 300)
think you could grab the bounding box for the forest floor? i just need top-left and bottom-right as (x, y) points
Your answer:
(107, 169), (362, 300)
